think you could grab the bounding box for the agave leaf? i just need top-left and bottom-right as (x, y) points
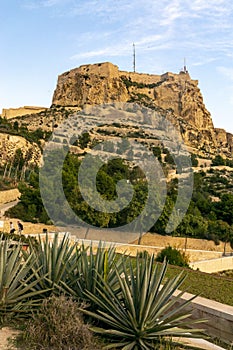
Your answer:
(138, 256), (168, 326)
(115, 269), (137, 321)
(73, 242), (126, 300)
(148, 272), (186, 323)
(27, 232), (78, 294)
(84, 288), (132, 329)
(154, 293), (198, 326)
(0, 237), (50, 318)
(80, 256), (205, 349)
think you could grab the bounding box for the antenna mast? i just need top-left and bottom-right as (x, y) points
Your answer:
(184, 57), (187, 73)
(133, 43), (136, 72)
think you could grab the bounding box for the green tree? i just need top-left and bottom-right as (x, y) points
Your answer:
(217, 194), (233, 225)
(151, 146), (162, 161)
(151, 196), (174, 234)
(78, 132), (91, 149)
(212, 155), (225, 166)
(13, 148), (25, 170)
(13, 121), (19, 131)
(165, 152), (175, 166)
(191, 153), (198, 167)
(208, 220), (233, 255)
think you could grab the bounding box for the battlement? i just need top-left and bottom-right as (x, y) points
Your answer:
(58, 62), (195, 87)
(63, 62), (119, 79)
(119, 70), (161, 84)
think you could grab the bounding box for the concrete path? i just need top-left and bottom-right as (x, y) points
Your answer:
(58, 225), (143, 244)
(0, 200), (19, 217)
(175, 337), (226, 350)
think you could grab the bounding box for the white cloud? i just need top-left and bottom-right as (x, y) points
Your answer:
(70, 44), (131, 61)
(135, 34), (167, 47)
(160, 0), (184, 26)
(192, 57), (219, 67)
(23, 0), (233, 70)
(23, 0), (65, 9)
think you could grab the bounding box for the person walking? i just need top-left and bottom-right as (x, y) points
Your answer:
(10, 221), (15, 234)
(17, 221), (23, 234)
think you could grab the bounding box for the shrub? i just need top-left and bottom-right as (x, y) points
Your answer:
(212, 155), (225, 166)
(156, 246), (189, 267)
(17, 295), (100, 350)
(0, 231), (38, 246)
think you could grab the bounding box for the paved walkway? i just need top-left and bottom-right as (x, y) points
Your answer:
(175, 337), (225, 350)
(0, 200), (19, 218)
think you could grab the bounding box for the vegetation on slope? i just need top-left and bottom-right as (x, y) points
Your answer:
(0, 116), (52, 146)
(6, 150), (233, 251)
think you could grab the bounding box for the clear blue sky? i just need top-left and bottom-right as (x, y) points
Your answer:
(1, 0), (233, 133)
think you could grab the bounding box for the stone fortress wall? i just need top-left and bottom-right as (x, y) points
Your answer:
(62, 61), (193, 85)
(1, 106), (47, 120)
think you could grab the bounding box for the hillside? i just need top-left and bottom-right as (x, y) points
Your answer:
(1, 62), (233, 252)
(2, 61), (233, 162)
(51, 62), (232, 158)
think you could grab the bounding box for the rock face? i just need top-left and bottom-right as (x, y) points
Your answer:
(9, 106), (76, 132)
(215, 128), (233, 154)
(0, 133), (41, 166)
(52, 63), (129, 106)
(6, 62), (232, 158)
(51, 62), (232, 157)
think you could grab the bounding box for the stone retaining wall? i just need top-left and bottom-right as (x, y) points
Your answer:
(191, 256), (233, 273)
(176, 291), (233, 345)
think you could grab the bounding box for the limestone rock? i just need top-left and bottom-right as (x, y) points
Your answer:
(52, 62), (129, 107)
(5, 62), (233, 158)
(0, 133), (41, 166)
(51, 62), (232, 157)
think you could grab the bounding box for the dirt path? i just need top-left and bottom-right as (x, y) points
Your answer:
(2, 217), (58, 235)
(1, 217), (232, 262)
(131, 232), (232, 253)
(0, 327), (19, 350)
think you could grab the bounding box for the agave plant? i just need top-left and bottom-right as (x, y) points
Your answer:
(80, 254), (206, 349)
(26, 232), (79, 296)
(69, 242), (126, 300)
(0, 235), (49, 322)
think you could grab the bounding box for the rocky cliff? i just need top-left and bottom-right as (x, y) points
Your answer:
(51, 62), (232, 157)
(0, 133), (41, 166)
(6, 62), (233, 158)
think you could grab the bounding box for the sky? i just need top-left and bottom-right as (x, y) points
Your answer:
(1, 0), (233, 133)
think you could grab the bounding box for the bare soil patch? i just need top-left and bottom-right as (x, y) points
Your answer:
(2, 218), (232, 262)
(129, 233), (232, 262)
(2, 217), (58, 235)
(0, 327), (19, 350)
(131, 232), (232, 253)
